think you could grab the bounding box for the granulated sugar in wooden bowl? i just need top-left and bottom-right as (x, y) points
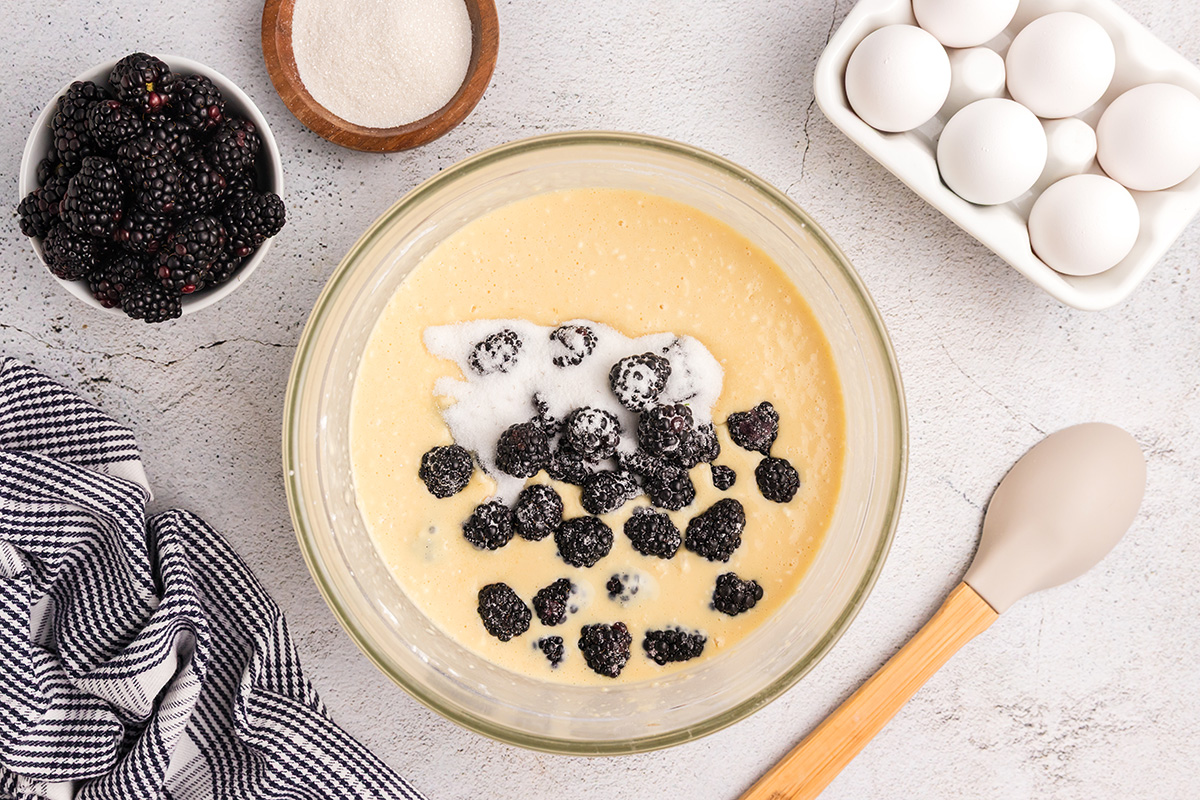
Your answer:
(261, 0), (498, 152)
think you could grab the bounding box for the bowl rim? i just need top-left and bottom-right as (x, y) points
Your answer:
(282, 130), (908, 754)
(18, 53), (285, 317)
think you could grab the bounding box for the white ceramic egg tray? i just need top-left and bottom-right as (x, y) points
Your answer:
(814, 0), (1200, 310)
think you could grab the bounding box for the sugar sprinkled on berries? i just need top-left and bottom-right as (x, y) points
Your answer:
(727, 401), (780, 455)
(476, 583), (531, 641)
(578, 622), (632, 678)
(684, 498), (747, 562)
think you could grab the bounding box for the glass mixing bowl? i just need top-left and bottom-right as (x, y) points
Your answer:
(283, 132), (907, 755)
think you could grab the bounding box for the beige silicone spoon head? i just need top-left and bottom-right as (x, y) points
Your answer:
(964, 423), (1146, 614)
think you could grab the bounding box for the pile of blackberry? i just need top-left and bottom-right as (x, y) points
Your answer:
(416, 324), (816, 676)
(16, 53), (286, 323)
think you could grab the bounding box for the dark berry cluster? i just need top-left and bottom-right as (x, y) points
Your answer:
(642, 628), (707, 665)
(418, 444), (474, 498)
(549, 324), (597, 367)
(477, 583), (531, 641)
(712, 572), (764, 616)
(725, 400), (803, 504)
(577, 622), (632, 678)
(623, 507), (681, 559)
(414, 337), (805, 677)
(684, 498), (747, 562)
(555, 516), (614, 568)
(532, 578), (573, 626)
(17, 53), (285, 322)
(512, 484), (563, 541)
(462, 501), (515, 551)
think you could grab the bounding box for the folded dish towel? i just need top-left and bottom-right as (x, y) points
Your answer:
(0, 358), (425, 800)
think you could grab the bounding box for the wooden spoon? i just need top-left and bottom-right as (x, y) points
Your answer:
(741, 423), (1146, 800)
(261, 0), (499, 152)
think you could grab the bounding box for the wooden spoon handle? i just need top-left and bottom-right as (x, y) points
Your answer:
(740, 582), (998, 800)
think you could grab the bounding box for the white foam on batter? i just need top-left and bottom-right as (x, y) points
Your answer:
(423, 319), (724, 502)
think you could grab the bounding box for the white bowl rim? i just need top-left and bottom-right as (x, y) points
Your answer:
(18, 53), (285, 316)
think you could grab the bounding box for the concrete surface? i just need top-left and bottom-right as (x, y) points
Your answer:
(3, 1), (1199, 798)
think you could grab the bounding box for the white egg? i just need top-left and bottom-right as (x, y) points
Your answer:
(913, 0), (1018, 48)
(844, 25), (951, 133)
(1097, 83), (1200, 191)
(942, 46), (1007, 117)
(937, 98), (1048, 205)
(1006, 12), (1115, 119)
(1028, 174), (1139, 276)
(1039, 117), (1097, 185)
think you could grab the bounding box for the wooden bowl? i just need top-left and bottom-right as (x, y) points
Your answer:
(261, 0), (498, 152)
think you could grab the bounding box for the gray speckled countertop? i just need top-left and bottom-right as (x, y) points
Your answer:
(3, 1), (1198, 797)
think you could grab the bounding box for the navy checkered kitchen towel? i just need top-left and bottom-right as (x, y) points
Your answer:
(0, 359), (425, 800)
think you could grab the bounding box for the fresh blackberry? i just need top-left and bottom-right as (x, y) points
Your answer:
(40, 174), (71, 215)
(17, 190), (56, 238)
(36, 155), (61, 186)
(755, 456), (800, 503)
(617, 449), (680, 483)
(531, 392), (561, 437)
(469, 329), (522, 375)
(176, 152), (227, 215)
(562, 407), (622, 462)
(712, 573), (763, 616)
(52, 81), (109, 166)
(171, 73), (225, 132)
(532, 578), (572, 626)
(418, 444), (473, 498)
(580, 471), (637, 516)
(578, 622), (632, 678)
(157, 215), (226, 293)
(710, 464), (737, 491)
(110, 53), (176, 114)
(142, 115), (194, 157)
(638, 403), (694, 458)
(537, 636), (565, 667)
(222, 172), (257, 207)
(205, 248), (243, 287)
(495, 422), (550, 478)
(675, 423), (720, 469)
(549, 324), (597, 367)
(727, 401), (779, 455)
(87, 252), (149, 309)
(645, 470), (695, 512)
(42, 223), (104, 280)
(61, 156), (124, 238)
(462, 501), (515, 550)
(605, 572), (642, 604)
(116, 138), (182, 216)
(684, 499), (746, 563)
(476, 583), (531, 642)
(642, 628), (707, 665)
(555, 516), (613, 568)
(205, 117), (260, 177)
(546, 445), (594, 486)
(122, 279), (182, 323)
(222, 192), (285, 257)
(609, 353), (671, 411)
(513, 484), (563, 541)
(116, 207), (173, 255)
(623, 507), (681, 559)
(85, 99), (143, 151)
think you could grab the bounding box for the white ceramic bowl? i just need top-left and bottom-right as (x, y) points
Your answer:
(815, 0), (1200, 311)
(18, 54), (285, 315)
